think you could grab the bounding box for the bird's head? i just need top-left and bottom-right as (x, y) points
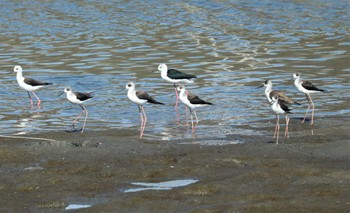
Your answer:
(126, 82), (135, 90)
(177, 85), (185, 92)
(292, 73), (300, 79)
(157, 63), (167, 72)
(13, 65), (23, 73)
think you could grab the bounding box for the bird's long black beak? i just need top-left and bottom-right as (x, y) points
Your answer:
(57, 91), (64, 98)
(256, 85), (264, 89)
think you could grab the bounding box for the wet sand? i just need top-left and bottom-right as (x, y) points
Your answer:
(0, 116), (350, 212)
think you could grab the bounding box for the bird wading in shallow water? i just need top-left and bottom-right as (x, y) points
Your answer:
(157, 63), (196, 108)
(58, 87), (92, 133)
(258, 79), (300, 105)
(258, 80), (300, 138)
(12, 65), (52, 108)
(177, 85), (212, 133)
(270, 95), (292, 144)
(292, 73), (326, 125)
(126, 82), (164, 139)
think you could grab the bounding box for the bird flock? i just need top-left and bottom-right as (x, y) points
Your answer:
(259, 75), (326, 144)
(10, 64), (326, 141)
(11, 64), (213, 139)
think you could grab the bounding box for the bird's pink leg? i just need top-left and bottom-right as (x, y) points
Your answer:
(80, 105), (88, 133)
(138, 105), (147, 139)
(142, 105), (147, 132)
(302, 94), (311, 123)
(27, 91), (33, 107)
(285, 115), (290, 138)
(309, 94), (315, 125)
(185, 106), (189, 126)
(138, 105), (144, 139)
(276, 115), (280, 145)
(189, 109), (194, 131)
(192, 109), (199, 132)
(174, 84), (179, 108)
(273, 115), (278, 138)
(32, 91), (41, 109)
(73, 111), (84, 129)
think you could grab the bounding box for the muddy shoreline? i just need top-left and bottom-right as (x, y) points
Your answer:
(0, 116), (349, 212)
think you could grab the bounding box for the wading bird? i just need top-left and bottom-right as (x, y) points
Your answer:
(157, 63), (196, 108)
(258, 79), (300, 105)
(270, 95), (292, 144)
(12, 65), (52, 108)
(126, 82), (164, 139)
(177, 85), (212, 133)
(59, 87), (92, 133)
(292, 73), (326, 125)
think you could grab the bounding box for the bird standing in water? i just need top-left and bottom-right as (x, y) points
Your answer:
(292, 73), (326, 125)
(270, 95), (292, 144)
(59, 87), (92, 133)
(126, 82), (164, 139)
(157, 63), (196, 108)
(177, 85), (212, 133)
(258, 79), (300, 105)
(258, 79), (300, 138)
(13, 65), (52, 108)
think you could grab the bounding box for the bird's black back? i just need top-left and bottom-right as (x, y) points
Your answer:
(24, 78), (52, 86)
(302, 81), (326, 92)
(279, 100), (291, 113)
(188, 93), (212, 105)
(136, 90), (164, 105)
(75, 92), (93, 101)
(167, 69), (196, 79)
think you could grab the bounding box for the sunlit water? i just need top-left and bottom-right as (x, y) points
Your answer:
(0, 0), (349, 140)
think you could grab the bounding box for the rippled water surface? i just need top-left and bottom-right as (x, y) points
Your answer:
(0, 0), (349, 140)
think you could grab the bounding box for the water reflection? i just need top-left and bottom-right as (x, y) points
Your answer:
(65, 204), (92, 210)
(124, 179), (199, 193)
(0, 0), (348, 140)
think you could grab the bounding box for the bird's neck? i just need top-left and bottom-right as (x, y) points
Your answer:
(127, 88), (135, 97)
(16, 71), (23, 81)
(160, 69), (167, 78)
(294, 77), (301, 86)
(272, 100), (279, 108)
(67, 91), (74, 98)
(179, 89), (186, 98)
(265, 84), (272, 94)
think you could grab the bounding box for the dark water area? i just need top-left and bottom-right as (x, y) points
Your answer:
(0, 0), (349, 141)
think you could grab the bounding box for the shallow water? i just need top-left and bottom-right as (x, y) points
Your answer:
(0, 0), (349, 140)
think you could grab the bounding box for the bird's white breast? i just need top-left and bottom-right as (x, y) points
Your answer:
(67, 93), (83, 104)
(271, 102), (285, 114)
(17, 76), (42, 92)
(128, 90), (147, 105)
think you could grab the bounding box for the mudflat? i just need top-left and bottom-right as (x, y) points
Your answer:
(0, 116), (349, 212)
